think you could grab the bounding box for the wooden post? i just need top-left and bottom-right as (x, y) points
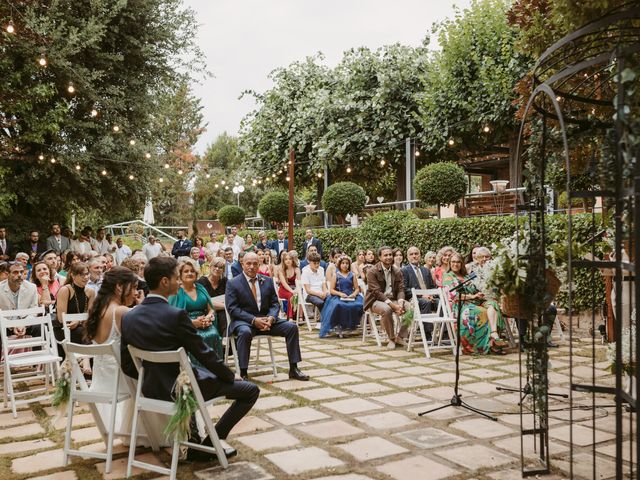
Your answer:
(288, 148), (295, 250)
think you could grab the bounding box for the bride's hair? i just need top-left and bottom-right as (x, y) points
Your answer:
(86, 267), (138, 341)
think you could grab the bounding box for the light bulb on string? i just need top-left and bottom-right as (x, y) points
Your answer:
(257, 179), (262, 184)
(67, 84), (75, 94)
(205, 173), (210, 179)
(224, 185), (229, 190)
(159, 177), (164, 183)
(6, 23), (15, 34)
(221, 180), (226, 185)
(164, 163), (169, 169)
(178, 169), (183, 175)
(483, 125), (490, 133)
(38, 154), (44, 161)
(38, 56), (47, 67)
(145, 152), (151, 159)
(317, 172), (323, 178)
(415, 150), (420, 157)
(129, 139), (135, 146)
(90, 109), (98, 118)
(346, 166), (352, 173)
(113, 125), (120, 132)
(271, 173), (275, 178)
(380, 159), (386, 166)
(129, 174), (134, 180)
(234, 181), (239, 186)
(448, 138), (455, 146)
(101, 169), (107, 176)
(50, 158), (56, 164)
(75, 164), (81, 171)
(286, 176), (291, 181)
(214, 183), (219, 188)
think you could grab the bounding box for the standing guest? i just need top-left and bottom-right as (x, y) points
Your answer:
(300, 252), (328, 312)
(299, 245), (328, 271)
(277, 252), (300, 320)
(402, 246), (436, 318)
(41, 249), (65, 283)
(71, 229), (93, 256)
(433, 246), (455, 287)
(58, 251), (79, 280)
(320, 255), (363, 338)
(243, 234), (256, 253)
(0, 262), (40, 339)
(55, 262), (95, 372)
(257, 249), (273, 277)
(255, 231), (271, 251)
(171, 230), (192, 259)
(0, 226), (14, 260)
(392, 248), (405, 269)
(361, 249), (377, 282)
(84, 226), (98, 251)
(364, 246), (410, 349)
(222, 226), (245, 252)
(194, 237), (207, 264)
(31, 261), (61, 314)
(105, 233), (117, 254)
(465, 245), (482, 274)
(46, 223), (71, 254)
(114, 238), (132, 266)
(142, 235), (162, 261)
(301, 229), (323, 259)
(442, 253), (506, 355)
(93, 228), (112, 255)
(272, 229), (288, 261)
(222, 233), (240, 260)
(22, 231), (46, 266)
(169, 259), (222, 361)
(226, 252), (309, 382)
(205, 232), (222, 257)
(120, 256), (259, 454)
(86, 256), (105, 293)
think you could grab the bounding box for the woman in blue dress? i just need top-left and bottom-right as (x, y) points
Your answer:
(320, 255), (363, 338)
(169, 259), (222, 364)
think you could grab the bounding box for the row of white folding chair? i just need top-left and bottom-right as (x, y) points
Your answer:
(127, 346), (228, 479)
(359, 281), (401, 347)
(295, 279), (317, 332)
(0, 306), (61, 418)
(407, 288), (456, 358)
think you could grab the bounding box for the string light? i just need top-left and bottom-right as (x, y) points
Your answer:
(317, 172), (323, 178)
(221, 180), (226, 185)
(38, 154), (44, 161)
(271, 173), (275, 178)
(556, 96), (561, 102)
(234, 181), (239, 186)
(75, 164), (81, 170)
(448, 138), (455, 146)
(177, 169), (183, 175)
(129, 139), (135, 146)
(112, 125), (120, 132)
(224, 185), (229, 190)
(286, 176), (291, 181)
(6, 23), (15, 34)
(257, 179), (262, 184)
(38, 56), (47, 67)
(159, 177), (164, 183)
(50, 158), (56, 163)
(90, 109), (98, 117)
(67, 84), (75, 94)
(145, 152), (151, 158)
(214, 183), (219, 188)
(415, 150), (420, 157)
(380, 159), (386, 166)
(129, 174), (134, 180)
(101, 169), (107, 175)
(346, 166), (352, 173)
(164, 163), (169, 169)
(205, 173), (210, 179)
(483, 125), (490, 133)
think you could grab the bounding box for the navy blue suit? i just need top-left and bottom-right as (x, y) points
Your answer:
(231, 261), (243, 277)
(301, 237), (323, 259)
(401, 264), (436, 315)
(120, 296), (259, 439)
(226, 274), (302, 370)
(272, 239), (288, 260)
(171, 238), (193, 258)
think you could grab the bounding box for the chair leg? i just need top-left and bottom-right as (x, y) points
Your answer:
(407, 320), (417, 352)
(267, 338), (277, 377)
(126, 400), (141, 478)
(361, 314), (368, 344)
(7, 366), (16, 419)
(554, 316), (564, 341)
(63, 390), (75, 467)
(418, 321), (431, 358)
(169, 436), (180, 480)
(255, 338), (262, 366)
(370, 315), (382, 348)
(231, 337), (240, 376)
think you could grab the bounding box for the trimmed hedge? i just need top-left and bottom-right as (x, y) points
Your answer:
(240, 211), (605, 311)
(258, 191), (289, 224)
(217, 205), (246, 227)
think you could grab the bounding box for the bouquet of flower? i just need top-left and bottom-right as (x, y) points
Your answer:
(487, 231), (530, 297)
(607, 309), (637, 376)
(164, 370), (198, 442)
(52, 359), (72, 414)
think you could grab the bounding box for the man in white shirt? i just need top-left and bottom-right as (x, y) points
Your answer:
(300, 252), (328, 311)
(93, 228), (112, 255)
(0, 262), (40, 338)
(142, 235), (163, 260)
(222, 227), (244, 253)
(222, 233), (240, 260)
(205, 232), (221, 257)
(71, 229), (93, 256)
(115, 238), (132, 265)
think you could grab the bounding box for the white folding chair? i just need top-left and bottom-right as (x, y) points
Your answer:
(407, 288), (456, 358)
(295, 280), (317, 332)
(223, 305), (277, 377)
(274, 278), (287, 320)
(60, 313), (89, 342)
(0, 306), (61, 418)
(126, 346), (228, 479)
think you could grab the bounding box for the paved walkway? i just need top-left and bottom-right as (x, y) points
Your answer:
(0, 322), (624, 480)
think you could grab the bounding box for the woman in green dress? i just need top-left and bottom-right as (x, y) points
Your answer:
(169, 259), (223, 363)
(442, 253), (506, 355)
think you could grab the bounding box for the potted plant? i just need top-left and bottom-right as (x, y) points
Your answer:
(606, 309), (637, 400)
(322, 181), (367, 226)
(413, 162), (467, 218)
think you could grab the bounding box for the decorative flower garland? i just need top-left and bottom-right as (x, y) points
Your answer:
(52, 359), (72, 414)
(164, 370), (198, 442)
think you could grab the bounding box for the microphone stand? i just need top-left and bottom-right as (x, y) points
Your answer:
(418, 274), (497, 421)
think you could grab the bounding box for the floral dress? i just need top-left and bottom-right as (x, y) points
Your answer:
(442, 272), (504, 355)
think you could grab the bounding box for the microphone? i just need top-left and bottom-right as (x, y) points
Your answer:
(449, 272), (477, 292)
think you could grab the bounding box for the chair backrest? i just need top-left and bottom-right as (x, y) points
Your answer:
(0, 306), (56, 358)
(64, 340), (119, 393)
(223, 303), (232, 337)
(61, 313), (89, 343)
(439, 287), (455, 318)
(411, 288), (440, 316)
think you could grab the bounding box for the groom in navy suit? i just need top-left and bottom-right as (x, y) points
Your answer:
(226, 252), (309, 381)
(120, 256), (259, 458)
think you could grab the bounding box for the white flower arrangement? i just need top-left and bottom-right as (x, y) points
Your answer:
(607, 309), (637, 375)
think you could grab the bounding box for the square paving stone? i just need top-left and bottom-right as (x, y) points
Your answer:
(460, 382), (503, 396)
(335, 364), (376, 373)
(372, 360), (411, 369)
(295, 387), (349, 401)
(380, 349), (415, 358)
(383, 376), (433, 388)
(229, 416), (274, 435)
(320, 373), (363, 385)
(252, 396), (295, 411)
(29, 472), (78, 480)
(265, 446), (344, 474)
(355, 411), (417, 430)
(554, 452), (616, 480)
(372, 392), (427, 407)
(79, 439), (127, 455)
(12, 449), (65, 475)
(406, 403), (472, 420)
(319, 356), (354, 365)
(434, 444), (514, 470)
(337, 435), (408, 460)
(269, 379), (321, 391)
(429, 372), (474, 384)
(599, 440), (636, 463)
(493, 435), (569, 457)
(1, 422), (45, 438)
(302, 368), (337, 377)
(237, 428), (300, 452)
(396, 365), (441, 375)
(357, 369), (399, 380)
(195, 461), (274, 480)
(376, 455), (458, 480)
(95, 452), (165, 480)
(0, 438), (56, 455)
(323, 398), (383, 414)
(266, 406), (330, 425)
(314, 475), (375, 480)
(295, 419), (364, 439)
(70, 425), (103, 442)
(302, 350), (333, 359)
(349, 353), (386, 361)
(0, 409), (37, 428)
(450, 418), (515, 439)
(394, 427), (466, 449)
(549, 424), (616, 446)
(463, 368), (506, 379)
(343, 382), (393, 394)
(417, 386), (458, 400)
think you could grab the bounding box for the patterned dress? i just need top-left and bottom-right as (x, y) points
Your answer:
(442, 272), (504, 355)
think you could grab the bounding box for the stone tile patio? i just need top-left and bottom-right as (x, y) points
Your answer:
(0, 323), (629, 479)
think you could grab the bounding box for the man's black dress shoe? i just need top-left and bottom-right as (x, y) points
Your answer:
(186, 437), (238, 462)
(289, 367), (309, 381)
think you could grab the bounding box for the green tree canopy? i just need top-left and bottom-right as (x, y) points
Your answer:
(322, 181), (367, 219)
(414, 162), (467, 210)
(217, 205), (246, 227)
(258, 191), (289, 224)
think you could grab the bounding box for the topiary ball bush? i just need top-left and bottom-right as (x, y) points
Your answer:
(258, 191), (290, 224)
(322, 181), (367, 217)
(217, 205), (246, 227)
(301, 214), (323, 227)
(413, 162), (467, 207)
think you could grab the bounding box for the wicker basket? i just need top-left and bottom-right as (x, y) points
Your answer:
(500, 269), (561, 319)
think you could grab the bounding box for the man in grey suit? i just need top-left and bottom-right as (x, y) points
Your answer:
(0, 262), (40, 340)
(46, 223), (71, 254)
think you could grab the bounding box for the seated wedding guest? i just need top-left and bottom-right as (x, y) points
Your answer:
(442, 253), (506, 355)
(465, 245), (482, 273)
(424, 251), (437, 274)
(55, 262), (95, 373)
(115, 238), (132, 265)
(433, 245), (455, 287)
(0, 226), (14, 261)
(243, 233), (256, 253)
(46, 223), (71, 254)
(299, 245), (328, 271)
(0, 261), (9, 282)
(320, 255), (363, 338)
(475, 246), (491, 265)
(121, 257), (149, 297)
(233, 251), (245, 277)
(256, 249), (273, 277)
(325, 248), (343, 285)
(142, 235), (163, 261)
(32, 261), (61, 312)
(277, 252), (300, 320)
(86, 256), (105, 293)
(361, 249), (377, 282)
(392, 248), (405, 269)
(272, 229), (288, 261)
(352, 250), (366, 279)
(41, 249), (65, 283)
(15, 252), (31, 280)
(194, 237), (206, 265)
(189, 247), (203, 273)
(255, 230), (271, 251)
(0, 262), (40, 341)
(402, 246), (436, 316)
(223, 247), (238, 279)
(206, 232), (222, 257)
(197, 257), (227, 306)
(58, 251), (80, 279)
(71, 228), (93, 256)
(300, 252), (328, 312)
(226, 252), (308, 381)
(169, 259), (222, 361)
(364, 246), (410, 349)
(301, 229), (323, 259)
(121, 256), (258, 457)
(223, 233), (240, 260)
(105, 233), (117, 255)
(103, 252), (114, 272)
